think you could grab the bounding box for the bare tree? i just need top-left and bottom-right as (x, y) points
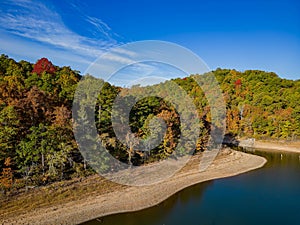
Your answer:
(125, 133), (139, 167)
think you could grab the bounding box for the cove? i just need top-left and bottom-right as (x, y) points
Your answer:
(83, 149), (300, 225)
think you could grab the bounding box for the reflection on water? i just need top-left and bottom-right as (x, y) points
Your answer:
(83, 149), (300, 225)
(84, 181), (213, 225)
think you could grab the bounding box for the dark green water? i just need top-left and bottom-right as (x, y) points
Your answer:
(83, 149), (300, 225)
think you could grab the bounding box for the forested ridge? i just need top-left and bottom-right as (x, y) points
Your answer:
(0, 54), (299, 193)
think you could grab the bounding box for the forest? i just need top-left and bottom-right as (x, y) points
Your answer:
(0, 54), (299, 193)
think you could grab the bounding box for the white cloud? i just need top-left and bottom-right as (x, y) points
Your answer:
(0, 31), (92, 73)
(111, 48), (138, 57)
(101, 53), (136, 64)
(0, 0), (118, 60)
(1, 0), (183, 83)
(85, 16), (112, 40)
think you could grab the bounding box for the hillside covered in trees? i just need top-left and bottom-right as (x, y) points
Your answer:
(0, 54), (299, 193)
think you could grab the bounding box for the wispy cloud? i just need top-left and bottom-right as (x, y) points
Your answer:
(111, 48), (138, 57)
(0, 0), (118, 59)
(85, 16), (113, 40)
(65, 0), (124, 43)
(0, 31), (92, 69)
(0, 0), (183, 83)
(101, 53), (136, 64)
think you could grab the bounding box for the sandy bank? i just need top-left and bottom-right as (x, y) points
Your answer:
(2, 150), (266, 225)
(253, 141), (300, 153)
(238, 140), (300, 153)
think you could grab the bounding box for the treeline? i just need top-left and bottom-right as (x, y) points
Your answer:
(0, 55), (83, 192)
(212, 69), (300, 139)
(0, 54), (299, 193)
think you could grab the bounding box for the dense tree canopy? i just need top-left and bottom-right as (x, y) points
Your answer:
(0, 54), (299, 193)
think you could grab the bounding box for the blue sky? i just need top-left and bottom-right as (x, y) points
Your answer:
(0, 0), (299, 80)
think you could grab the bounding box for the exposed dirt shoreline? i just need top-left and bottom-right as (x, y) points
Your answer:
(239, 140), (300, 153)
(254, 140), (300, 153)
(1, 149), (266, 225)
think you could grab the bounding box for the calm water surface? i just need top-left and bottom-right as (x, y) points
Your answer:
(83, 149), (300, 225)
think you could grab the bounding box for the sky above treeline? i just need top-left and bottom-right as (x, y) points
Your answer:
(0, 0), (299, 80)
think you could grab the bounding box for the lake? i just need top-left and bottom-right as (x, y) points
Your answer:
(83, 149), (300, 225)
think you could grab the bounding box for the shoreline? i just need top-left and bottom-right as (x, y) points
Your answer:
(253, 140), (300, 153)
(238, 139), (300, 153)
(2, 149), (266, 225)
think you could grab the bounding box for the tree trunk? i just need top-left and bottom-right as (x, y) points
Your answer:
(41, 153), (44, 175)
(84, 159), (87, 170)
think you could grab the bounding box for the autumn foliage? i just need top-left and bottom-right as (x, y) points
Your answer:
(1, 54), (300, 193)
(32, 58), (56, 76)
(0, 158), (13, 191)
(235, 79), (242, 87)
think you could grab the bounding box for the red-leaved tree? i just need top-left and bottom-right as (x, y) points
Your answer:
(32, 58), (56, 76)
(235, 79), (242, 87)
